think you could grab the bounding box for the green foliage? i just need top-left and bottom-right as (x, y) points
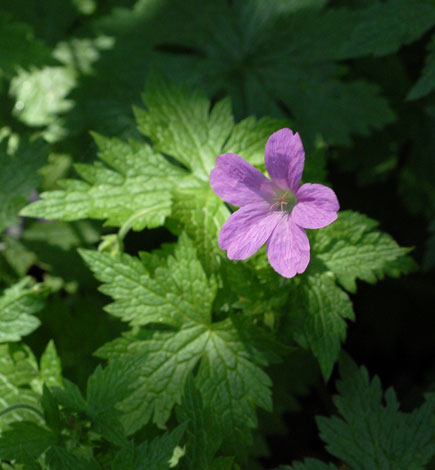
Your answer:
(0, 277), (47, 343)
(278, 460), (337, 470)
(279, 355), (435, 470)
(0, 357), (188, 468)
(0, 341), (61, 432)
(135, 74), (234, 180)
(175, 377), (224, 470)
(51, 358), (140, 446)
(260, 210), (414, 380)
(0, 421), (56, 465)
(0, 1), (432, 468)
(0, 139), (47, 232)
(63, 0), (435, 145)
(408, 33), (435, 100)
(21, 77), (290, 269)
(45, 446), (100, 470)
(111, 424), (186, 470)
(0, 13), (52, 76)
(10, 67), (74, 127)
(311, 211), (416, 293)
(21, 135), (183, 230)
(80, 232), (217, 328)
(287, 271), (355, 380)
(316, 355), (435, 470)
(85, 234), (275, 453)
(300, 210), (414, 378)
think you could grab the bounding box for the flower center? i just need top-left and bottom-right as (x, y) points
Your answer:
(270, 190), (297, 213)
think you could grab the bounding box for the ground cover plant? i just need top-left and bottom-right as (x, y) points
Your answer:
(0, 0), (435, 468)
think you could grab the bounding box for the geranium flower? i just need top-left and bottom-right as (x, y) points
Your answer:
(209, 128), (339, 278)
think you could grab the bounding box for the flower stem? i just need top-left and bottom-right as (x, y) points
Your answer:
(118, 204), (170, 241)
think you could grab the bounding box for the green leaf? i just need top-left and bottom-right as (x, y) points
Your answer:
(222, 115), (293, 167)
(41, 386), (61, 435)
(316, 355), (435, 470)
(176, 377), (222, 470)
(136, 76), (290, 264)
(0, 13), (52, 76)
(408, 33), (435, 100)
(0, 0), (81, 44)
(223, 259), (290, 320)
(85, 358), (140, 445)
(0, 278), (46, 343)
(39, 341), (62, 389)
(195, 318), (274, 453)
(311, 210), (415, 293)
(45, 446), (101, 470)
(0, 421), (56, 464)
(287, 272), (354, 380)
(97, 326), (209, 432)
(277, 460), (337, 470)
(0, 139), (47, 232)
(8, 35), (112, 142)
(90, 235), (274, 450)
(207, 457), (235, 470)
(23, 220), (100, 251)
(21, 75), (289, 273)
(10, 66), (75, 127)
(51, 379), (87, 413)
(170, 186), (229, 274)
(0, 343), (43, 431)
(52, 0), (434, 148)
(0, 235), (37, 279)
(50, 358), (141, 446)
(53, 36), (114, 75)
(21, 134), (185, 231)
(284, 211), (414, 379)
(79, 232), (217, 327)
(111, 424), (186, 470)
(78, 0), (400, 145)
(135, 73), (234, 180)
(98, 319), (272, 451)
(20, 220), (101, 287)
(333, 0), (435, 59)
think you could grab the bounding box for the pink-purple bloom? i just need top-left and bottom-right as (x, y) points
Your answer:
(209, 128), (339, 278)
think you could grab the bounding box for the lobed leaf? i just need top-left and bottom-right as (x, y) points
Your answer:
(316, 355), (435, 470)
(21, 135), (185, 230)
(287, 272), (354, 380)
(176, 377), (223, 470)
(0, 421), (56, 464)
(0, 344), (42, 431)
(135, 73), (234, 180)
(0, 277), (46, 343)
(80, 232), (216, 327)
(311, 211), (415, 293)
(91, 235), (274, 450)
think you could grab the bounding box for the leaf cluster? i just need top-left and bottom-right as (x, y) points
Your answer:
(0, 1), (433, 468)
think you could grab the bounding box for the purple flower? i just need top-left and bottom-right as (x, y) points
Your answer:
(209, 128), (339, 278)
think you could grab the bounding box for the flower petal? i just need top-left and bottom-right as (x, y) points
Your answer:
(219, 202), (282, 260)
(265, 128), (305, 192)
(266, 215), (310, 278)
(293, 183), (339, 229)
(210, 153), (275, 206)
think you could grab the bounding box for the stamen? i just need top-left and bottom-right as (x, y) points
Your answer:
(270, 190), (297, 213)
